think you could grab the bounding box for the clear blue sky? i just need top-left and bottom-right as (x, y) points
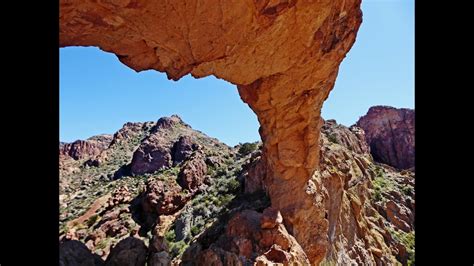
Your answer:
(60, 0), (414, 146)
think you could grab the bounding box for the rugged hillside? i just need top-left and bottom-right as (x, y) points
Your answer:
(319, 119), (414, 265)
(59, 115), (261, 263)
(356, 106), (415, 170)
(60, 116), (414, 265)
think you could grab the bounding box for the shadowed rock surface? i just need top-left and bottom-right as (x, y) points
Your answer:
(60, 240), (104, 266)
(356, 106), (415, 170)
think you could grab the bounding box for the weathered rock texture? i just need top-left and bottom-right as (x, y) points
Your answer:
(141, 178), (189, 216)
(182, 209), (310, 265)
(318, 120), (414, 265)
(60, 135), (113, 160)
(356, 106), (415, 170)
(177, 151), (207, 192)
(60, 1), (363, 263)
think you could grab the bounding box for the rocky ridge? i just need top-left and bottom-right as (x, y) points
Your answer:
(60, 115), (414, 265)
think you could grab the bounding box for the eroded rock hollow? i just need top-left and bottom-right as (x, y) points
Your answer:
(60, 0), (362, 263)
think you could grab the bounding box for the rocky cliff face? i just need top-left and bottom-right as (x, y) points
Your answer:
(356, 106), (415, 170)
(60, 1), (363, 262)
(60, 117), (414, 265)
(318, 119), (414, 265)
(60, 134), (113, 160)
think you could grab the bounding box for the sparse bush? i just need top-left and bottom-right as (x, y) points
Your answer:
(86, 214), (99, 227)
(169, 240), (188, 258)
(218, 194), (234, 206)
(373, 189), (383, 202)
(165, 229), (176, 243)
(401, 185), (413, 196)
(190, 226), (200, 236)
(328, 134), (339, 144)
(206, 165), (216, 175)
(226, 178), (241, 193)
(387, 227), (415, 265)
(238, 142), (258, 156)
(215, 167), (227, 177)
(95, 238), (109, 250)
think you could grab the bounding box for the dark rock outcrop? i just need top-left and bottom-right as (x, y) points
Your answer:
(130, 135), (173, 175)
(142, 179), (189, 216)
(177, 152), (208, 192)
(60, 240), (104, 266)
(172, 135), (198, 165)
(105, 237), (147, 266)
(356, 106), (415, 169)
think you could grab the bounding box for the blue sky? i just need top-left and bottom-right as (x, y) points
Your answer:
(60, 0), (414, 146)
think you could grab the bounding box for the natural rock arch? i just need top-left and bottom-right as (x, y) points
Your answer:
(60, 0), (362, 263)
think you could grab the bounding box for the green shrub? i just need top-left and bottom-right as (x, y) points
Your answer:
(373, 189), (383, 202)
(190, 226), (200, 236)
(226, 178), (241, 193)
(169, 240), (188, 258)
(401, 185), (413, 196)
(86, 214), (99, 227)
(388, 228), (415, 265)
(95, 238), (109, 250)
(238, 142), (258, 156)
(215, 167), (227, 177)
(218, 194), (234, 206)
(165, 229), (176, 243)
(328, 134), (339, 144)
(374, 165), (384, 178)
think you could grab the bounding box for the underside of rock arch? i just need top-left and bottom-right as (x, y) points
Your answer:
(60, 0), (363, 263)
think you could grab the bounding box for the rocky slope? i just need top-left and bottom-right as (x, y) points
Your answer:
(319, 119), (414, 265)
(60, 115), (258, 263)
(356, 106), (415, 170)
(60, 116), (414, 265)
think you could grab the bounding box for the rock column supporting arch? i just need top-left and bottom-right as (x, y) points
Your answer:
(60, 0), (362, 263)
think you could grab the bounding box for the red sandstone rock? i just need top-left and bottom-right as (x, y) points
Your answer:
(153, 115), (187, 131)
(60, 135), (113, 160)
(130, 135), (173, 175)
(241, 151), (267, 194)
(356, 106), (415, 170)
(142, 179), (189, 215)
(186, 210), (309, 265)
(322, 119), (370, 155)
(260, 207), (283, 229)
(172, 135), (198, 165)
(177, 152), (207, 192)
(110, 122), (151, 146)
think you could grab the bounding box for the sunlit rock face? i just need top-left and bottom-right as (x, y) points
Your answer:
(60, 0), (363, 263)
